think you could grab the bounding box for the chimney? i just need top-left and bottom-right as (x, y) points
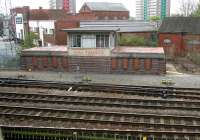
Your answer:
(39, 7), (43, 10)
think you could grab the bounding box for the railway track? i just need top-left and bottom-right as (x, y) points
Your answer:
(0, 78), (200, 100)
(1, 91), (200, 111)
(0, 104), (200, 134)
(0, 78), (200, 139)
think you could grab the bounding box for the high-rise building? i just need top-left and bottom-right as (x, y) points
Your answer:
(136, 0), (170, 21)
(49, 0), (76, 13)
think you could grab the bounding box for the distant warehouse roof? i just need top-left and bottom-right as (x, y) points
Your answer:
(62, 27), (120, 32)
(159, 17), (200, 35)
(80, 20), (157, 33)
(83, 2), (128, 12)
(62, 26), (155, 33)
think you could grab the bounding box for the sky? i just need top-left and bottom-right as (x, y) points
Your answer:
(0, 0), (199, 17)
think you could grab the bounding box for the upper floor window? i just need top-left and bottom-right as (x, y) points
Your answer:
(16, 17), (22, 24)
(96, 34), (109, 48)
(70, 33), (110, 48)
(71, 34), (81, 47)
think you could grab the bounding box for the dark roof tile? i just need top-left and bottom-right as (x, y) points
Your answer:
(159, 17), (200, 34)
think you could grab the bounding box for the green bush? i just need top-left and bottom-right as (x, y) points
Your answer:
(188, 52), (200, 65)
(21, 32), (38, 49)
(118, 36), (147, 46)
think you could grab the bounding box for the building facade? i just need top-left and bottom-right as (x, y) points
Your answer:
(49, 0), (76, 13)
(136, 0), (170, 21)
(158, 17), (200, 59)
(79, 2), (129, 20)
(20, 21), (165, 75)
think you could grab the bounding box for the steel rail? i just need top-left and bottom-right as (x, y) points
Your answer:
(1, 125), (200, 135)
(0, 105), (200, 133)
(1, 92), (200, 111)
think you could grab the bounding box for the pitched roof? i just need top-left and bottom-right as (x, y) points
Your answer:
(62, 27), (119, 32)
(84, 2), (128, 12)
(159, 17), (200, 34)
(80, 20), (156, 32)
(62, 20), (156, 33)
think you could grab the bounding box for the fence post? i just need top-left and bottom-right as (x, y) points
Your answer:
(0, 127), (4, 140)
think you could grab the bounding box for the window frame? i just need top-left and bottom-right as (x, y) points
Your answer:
(70, 33), (110, 48)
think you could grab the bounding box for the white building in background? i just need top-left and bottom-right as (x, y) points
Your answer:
(136, 0), (170, 21)
(49, 0), (76, 13)
(29, 20), (55, 46)
(15, 14), (24, 40)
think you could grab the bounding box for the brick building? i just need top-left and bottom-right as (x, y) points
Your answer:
(79, 20), (157, 46)
(158, 17), (200, 59)
(30, 8), (73, 46)
(79, 2), (129, 20)
(21, 24), (166, 75)
(10, 2), (130, 46)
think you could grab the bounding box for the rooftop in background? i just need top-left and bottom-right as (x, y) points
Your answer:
(159, 17), (200, 35)
(82, 2), (128, 12)
(78, 20), (157, 33)
(62, 26), (120, 32)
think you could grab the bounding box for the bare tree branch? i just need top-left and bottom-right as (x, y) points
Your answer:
(179, 0), (197, 16)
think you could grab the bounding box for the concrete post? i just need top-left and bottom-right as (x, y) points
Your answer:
(0, 127), (4, 140)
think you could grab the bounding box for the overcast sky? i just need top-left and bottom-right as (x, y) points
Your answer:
(0, 0), (199, 17)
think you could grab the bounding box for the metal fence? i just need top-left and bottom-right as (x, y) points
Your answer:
(0, 41), (20, 69)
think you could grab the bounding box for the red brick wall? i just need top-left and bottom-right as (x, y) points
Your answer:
(158, 33), (183, 58)
(21, 56), (165, 74)
(159, 33), (200, 58)
(111, 57), (165, 74)
(183, 34), (200, 53)
(93, 11), (129, 20)
(68, 56), (111, 73)
(21, 56), (69, 71)
(54, 13), (97, 45)
(79, 5), (129, 20)
(55, 20), (79, 45)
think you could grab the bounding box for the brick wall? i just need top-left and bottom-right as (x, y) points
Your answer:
(93, 11), (129, 20)
(21, 56), (69, 71)
(159, 33), (200, 58)
(68, 56), (111, 73)
(111, 58), (166, 74)
(21, 56), (165, 74)
(183, 34), (200, 53)
(158, 33), (183, 58)
(55, 20), (79, 45)
(79, 5), (129, 20)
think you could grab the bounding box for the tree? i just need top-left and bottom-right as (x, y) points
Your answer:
(21, 32), (38, 49)
(150, 16), (160, 22)
(118, 36), (147, 46)
(179, 0), (197, 16)
(192, 1), (200, 16)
